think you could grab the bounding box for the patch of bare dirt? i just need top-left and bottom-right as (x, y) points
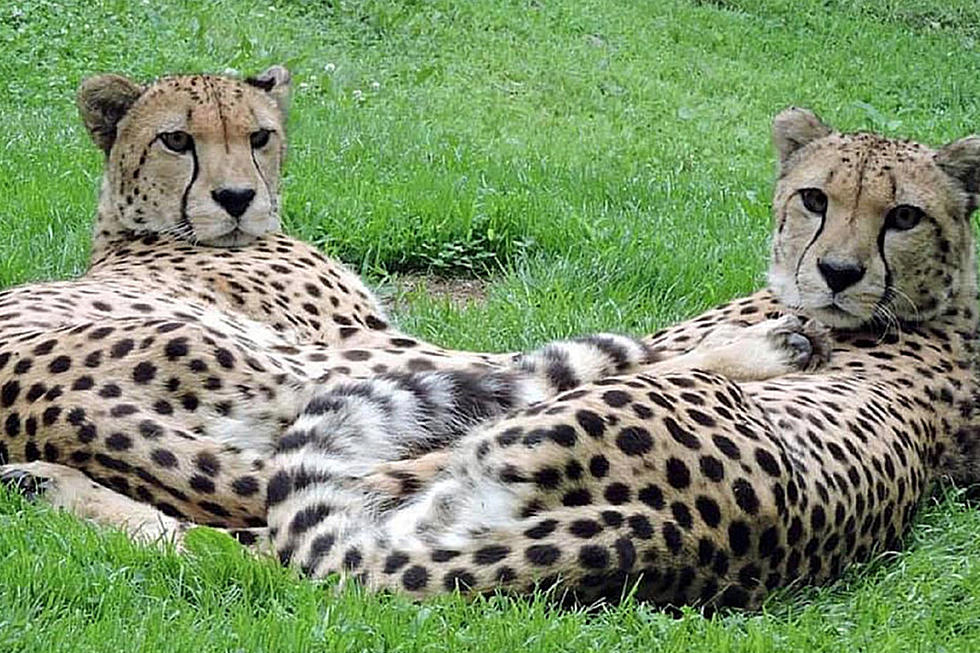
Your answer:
(385, 274), (490, 311)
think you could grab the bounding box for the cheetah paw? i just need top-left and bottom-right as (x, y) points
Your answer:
(757, 315), (831, 372)
(0, 465), (51, 502)
(694, 315), (832, 381)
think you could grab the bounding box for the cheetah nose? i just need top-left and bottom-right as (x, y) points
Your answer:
(817, 257), (866, 294)
(211, 187), (256, 219)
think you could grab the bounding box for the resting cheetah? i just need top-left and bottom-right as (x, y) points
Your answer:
(257, 109), (979, 607)
(0, 65), (500, 362)
(6, 108), (978, 610)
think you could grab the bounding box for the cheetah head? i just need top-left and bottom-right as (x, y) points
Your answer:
(767, 107), (980, 329)
(78, 66), (290, 251)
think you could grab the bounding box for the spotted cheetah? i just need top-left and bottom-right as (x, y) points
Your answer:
(0, 65), (500, 362)
(5, 108), (977, 610)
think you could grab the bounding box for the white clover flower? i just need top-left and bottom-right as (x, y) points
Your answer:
(352, 89), (364, 101)
(370, 80), (380, 90)
(324, 63), (336, 73)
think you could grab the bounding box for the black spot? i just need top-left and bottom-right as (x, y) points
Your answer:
(732, 478), (760, 515)
(569, 519), (603, 539)
(671, 501), (693, 529)
(578, 545), (610, 569)
(525, 544), (561, 566)
(289, 503), (331, 534)
(628, 514), (654, 539)
(728, 520), (751, 556)
(195, 452), (221, 476)
(699, 455), (725, 482)
(602, 390), (631, 407)
(48, 356), (71, 374)
(139, 420), (163, 439)
(165, 337), (189, 360)
(473, 545), (510, 565)
(638, 484), (665, 509)
(576, 409), (606, 438)
(132, 361), (157, 384)
(664, 416), (701, 449)
(615, 426), (654, 456)
(533, 466), (561, 489)
(384, 552), (410, 574)
(402, 566), (429, 591)
(524, 519), (558, 539)
(811, 504), (827, 531)
(562, 488), (592, 506)
(695, 495), (722, 528)
(662, 521), (683, 554)
(721, 585), (749, 608)
(712, 434), (741, 459)
(666, 457), (691, 489)
(343, 548), (362, 570)
(589, 455), (610, 478)
(431, 549), (461, 562)
(189, 474), (216, 494)
(105, 432), (133, 451)
(604, 482), (631, 505)
(549, 425), (577, 447)
(1, 381), (20, 407)
(151, 449), (178, 468)
(215, 348), (236, 368)
(232, 476), (260, 496)
(755, 448), (782, 476)
(110, 339), (135, 358)
(443, 569), (476, 591)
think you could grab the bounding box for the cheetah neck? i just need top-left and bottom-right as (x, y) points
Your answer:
(90, 176), (134, 263)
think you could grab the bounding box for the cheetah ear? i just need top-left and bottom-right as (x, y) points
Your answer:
(936, 137), (980, 211)
(772, 107), (833, 171)
(76, 74), (144, 155)
(246, 65), (291, 116)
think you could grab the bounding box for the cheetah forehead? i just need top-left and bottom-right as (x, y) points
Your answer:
(124, 74), (283, 138)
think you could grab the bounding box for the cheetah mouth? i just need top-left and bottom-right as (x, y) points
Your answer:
(197, 227), (261, 248)
(806, 302), (869, 329)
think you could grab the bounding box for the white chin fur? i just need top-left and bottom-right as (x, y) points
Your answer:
(197, 229), (261, 247)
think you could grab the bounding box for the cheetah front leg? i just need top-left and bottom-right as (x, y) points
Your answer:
(1, 461), (188, 545)
(0, 461), (271, 551)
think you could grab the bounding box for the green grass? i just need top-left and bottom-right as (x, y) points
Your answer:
(2, 0), (980, 650)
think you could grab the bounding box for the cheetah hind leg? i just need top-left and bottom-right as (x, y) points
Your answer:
(0, 461), (269, 552)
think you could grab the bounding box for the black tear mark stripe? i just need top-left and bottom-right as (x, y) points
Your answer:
(179, 140), (200, 237)
(793, 210), (826, 288)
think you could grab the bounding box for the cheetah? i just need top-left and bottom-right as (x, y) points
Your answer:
(5, 107), (978, 610)
(0, 66), (519, 528)
(257, 109), (980, 606)
(0, 65), (503, 364)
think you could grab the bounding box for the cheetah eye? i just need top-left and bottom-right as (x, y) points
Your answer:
(885, 204), (925, 231)
(799, 188), (828, 214)
(250, 129), (271, 149)
(159, 131), (193, 153)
